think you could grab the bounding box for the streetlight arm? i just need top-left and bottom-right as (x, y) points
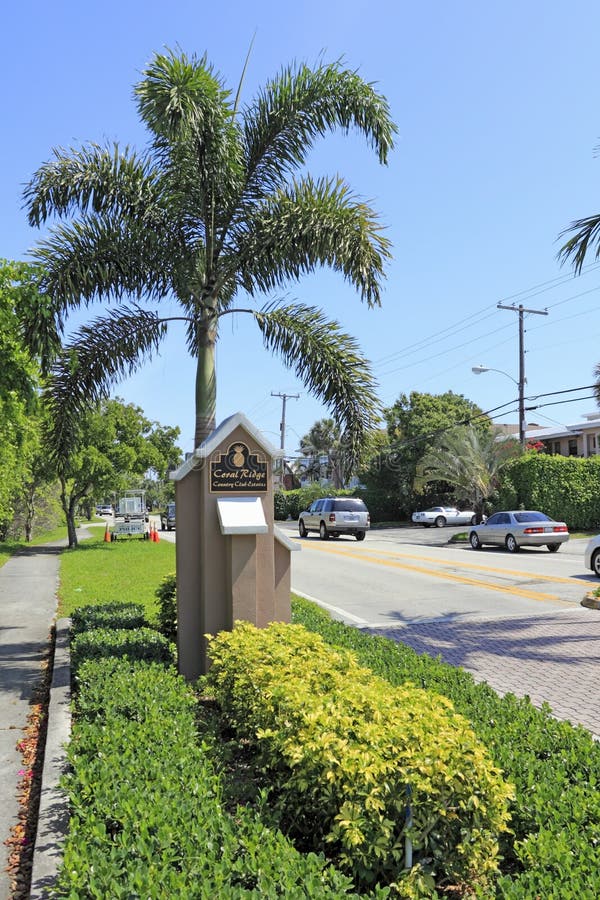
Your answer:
(471, 365), (519, 386)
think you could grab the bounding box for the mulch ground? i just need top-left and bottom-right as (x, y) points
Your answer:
(3, 631), (53, 899)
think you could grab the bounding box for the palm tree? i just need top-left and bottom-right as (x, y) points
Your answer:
(298, 418), (347, 488)
(23, 49), (395, 462)
(414, 425), (520, 521)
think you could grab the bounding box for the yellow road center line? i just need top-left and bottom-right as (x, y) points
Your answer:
(306, 541), (588, 585)
(302, 542), (569, 604)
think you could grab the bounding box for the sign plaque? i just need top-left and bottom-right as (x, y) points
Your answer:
(210, 442), (268, 493)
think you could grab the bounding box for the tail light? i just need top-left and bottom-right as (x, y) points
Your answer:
(553, 525), (568, 533)
(367, 514), (371, 525)
(524, 527), (544, 534)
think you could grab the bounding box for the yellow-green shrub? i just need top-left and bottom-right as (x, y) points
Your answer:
(206, 622), (514, 893)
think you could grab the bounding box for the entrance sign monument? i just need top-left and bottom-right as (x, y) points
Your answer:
(172, 413), (298, 680)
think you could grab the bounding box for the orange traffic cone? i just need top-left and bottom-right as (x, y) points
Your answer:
(152, 524), (160, 543)
(104, 522), (111, 543)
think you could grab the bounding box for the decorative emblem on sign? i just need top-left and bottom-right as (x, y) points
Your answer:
(210, 442), (268, 493)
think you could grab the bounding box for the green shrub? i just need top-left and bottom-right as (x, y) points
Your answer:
(70, 601), (146, 635)
(206, 621), (513, 894)
(155, 572), (177, 641)
(273, 490), (288, 521)
(70, 626), (175, 673)
(292, 595), (600, 896)
(59, 645), (371, 897)
(498, 453), (600, 530)
(354, 487), (400, 524)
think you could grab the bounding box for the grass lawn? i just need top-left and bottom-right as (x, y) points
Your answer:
(58, 533), (176, 619)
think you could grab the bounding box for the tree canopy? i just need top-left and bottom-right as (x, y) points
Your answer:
(361, 391), (491, 517)
(414, 425), (520, 519)
(24, 49), (396, 464)
(56, 397), (182, 547)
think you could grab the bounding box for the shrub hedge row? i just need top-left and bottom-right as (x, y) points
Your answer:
(497, 452), (600, 531)
(205, 622), (513, 895)
(58, 610), (372, 898)
(291, 596), (600, 898)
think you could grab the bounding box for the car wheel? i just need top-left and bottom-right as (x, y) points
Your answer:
(505, 534), (520, 553)
(591, 549), (600, 577)
(435, 516), (446, 528)
(298, 519), (307, 538)
(469, 531), (481, 550)
(470, 515), (477, 526)
(355, 531), (366, 541)
(319, 522), (329, 540)
(547, 543), (560, 552)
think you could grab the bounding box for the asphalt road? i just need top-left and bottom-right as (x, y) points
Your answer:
(276, 522), (597, 627)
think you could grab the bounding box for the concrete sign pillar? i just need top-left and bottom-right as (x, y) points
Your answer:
(171, 413), (298, 680)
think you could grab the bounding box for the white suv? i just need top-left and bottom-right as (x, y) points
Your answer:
(298, 497), (370, 541)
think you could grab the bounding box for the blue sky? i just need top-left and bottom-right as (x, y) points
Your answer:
(4, 1), (600, 456)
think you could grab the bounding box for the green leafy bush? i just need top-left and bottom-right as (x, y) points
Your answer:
(206, 621), (513, 893)
(59, 617), (372, 899)
(292, 595), (600, 896)
(70, 601), (146, 635)
(498, 453), (600, 530)
(154, 572), (177, 641)
(273, 490), (288, 521)
(70, 626), (175, 672)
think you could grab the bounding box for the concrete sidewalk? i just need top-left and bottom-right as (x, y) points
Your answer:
(366, 606), (600, 738)
(0, 542), (63, 900)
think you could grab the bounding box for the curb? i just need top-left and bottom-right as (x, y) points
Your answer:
(29, 619), (71, 899)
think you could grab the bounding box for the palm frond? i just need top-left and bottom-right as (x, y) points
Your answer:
(415, 426), (518, 501)
(136, 49), (244, 231)
(45, 307), (168, 463)
(253, 302), (380, 465)
(242, 60), (396, 201)
(31, 212), (175, 312)
(557, 214), (600, 274)
(23, 143), (156, 227)
(233, 176), (390, 307)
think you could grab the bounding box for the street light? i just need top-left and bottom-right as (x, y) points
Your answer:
(471, 365), (518, 385)
(472, 364), (526, 449)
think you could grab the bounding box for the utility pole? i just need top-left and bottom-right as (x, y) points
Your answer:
(271, 391), (299, 450)
(497, 303), (548, 449)
(271, 391), (299, 487)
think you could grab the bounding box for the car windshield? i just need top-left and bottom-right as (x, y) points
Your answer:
(331, 499), (367, 512)
(514, 512), (551, 523)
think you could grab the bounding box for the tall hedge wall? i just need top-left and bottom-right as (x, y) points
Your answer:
(497, 453), (600, 530)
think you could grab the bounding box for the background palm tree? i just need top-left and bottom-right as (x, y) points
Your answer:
(414, 425), (520, 521)
(23, 49), (395, 461)
(298, 418), (349, 488)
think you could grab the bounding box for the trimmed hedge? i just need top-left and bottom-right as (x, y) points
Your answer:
(497, 452), (600, 530)
(70, 626), (175, 672)
(59, 605), (374, 898)
(292, 596), (600, 897)
(154, 571), (177, 641)
(206, 621), (513, 894)
(70, 601), (146, 634)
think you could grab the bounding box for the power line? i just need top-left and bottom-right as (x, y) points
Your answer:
(373, 261), (600, 369)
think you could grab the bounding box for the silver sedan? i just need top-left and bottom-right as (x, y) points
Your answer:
(469, 510), (569, 553)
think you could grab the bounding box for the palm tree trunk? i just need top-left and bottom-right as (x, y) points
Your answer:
(194, 316), (218, 448)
